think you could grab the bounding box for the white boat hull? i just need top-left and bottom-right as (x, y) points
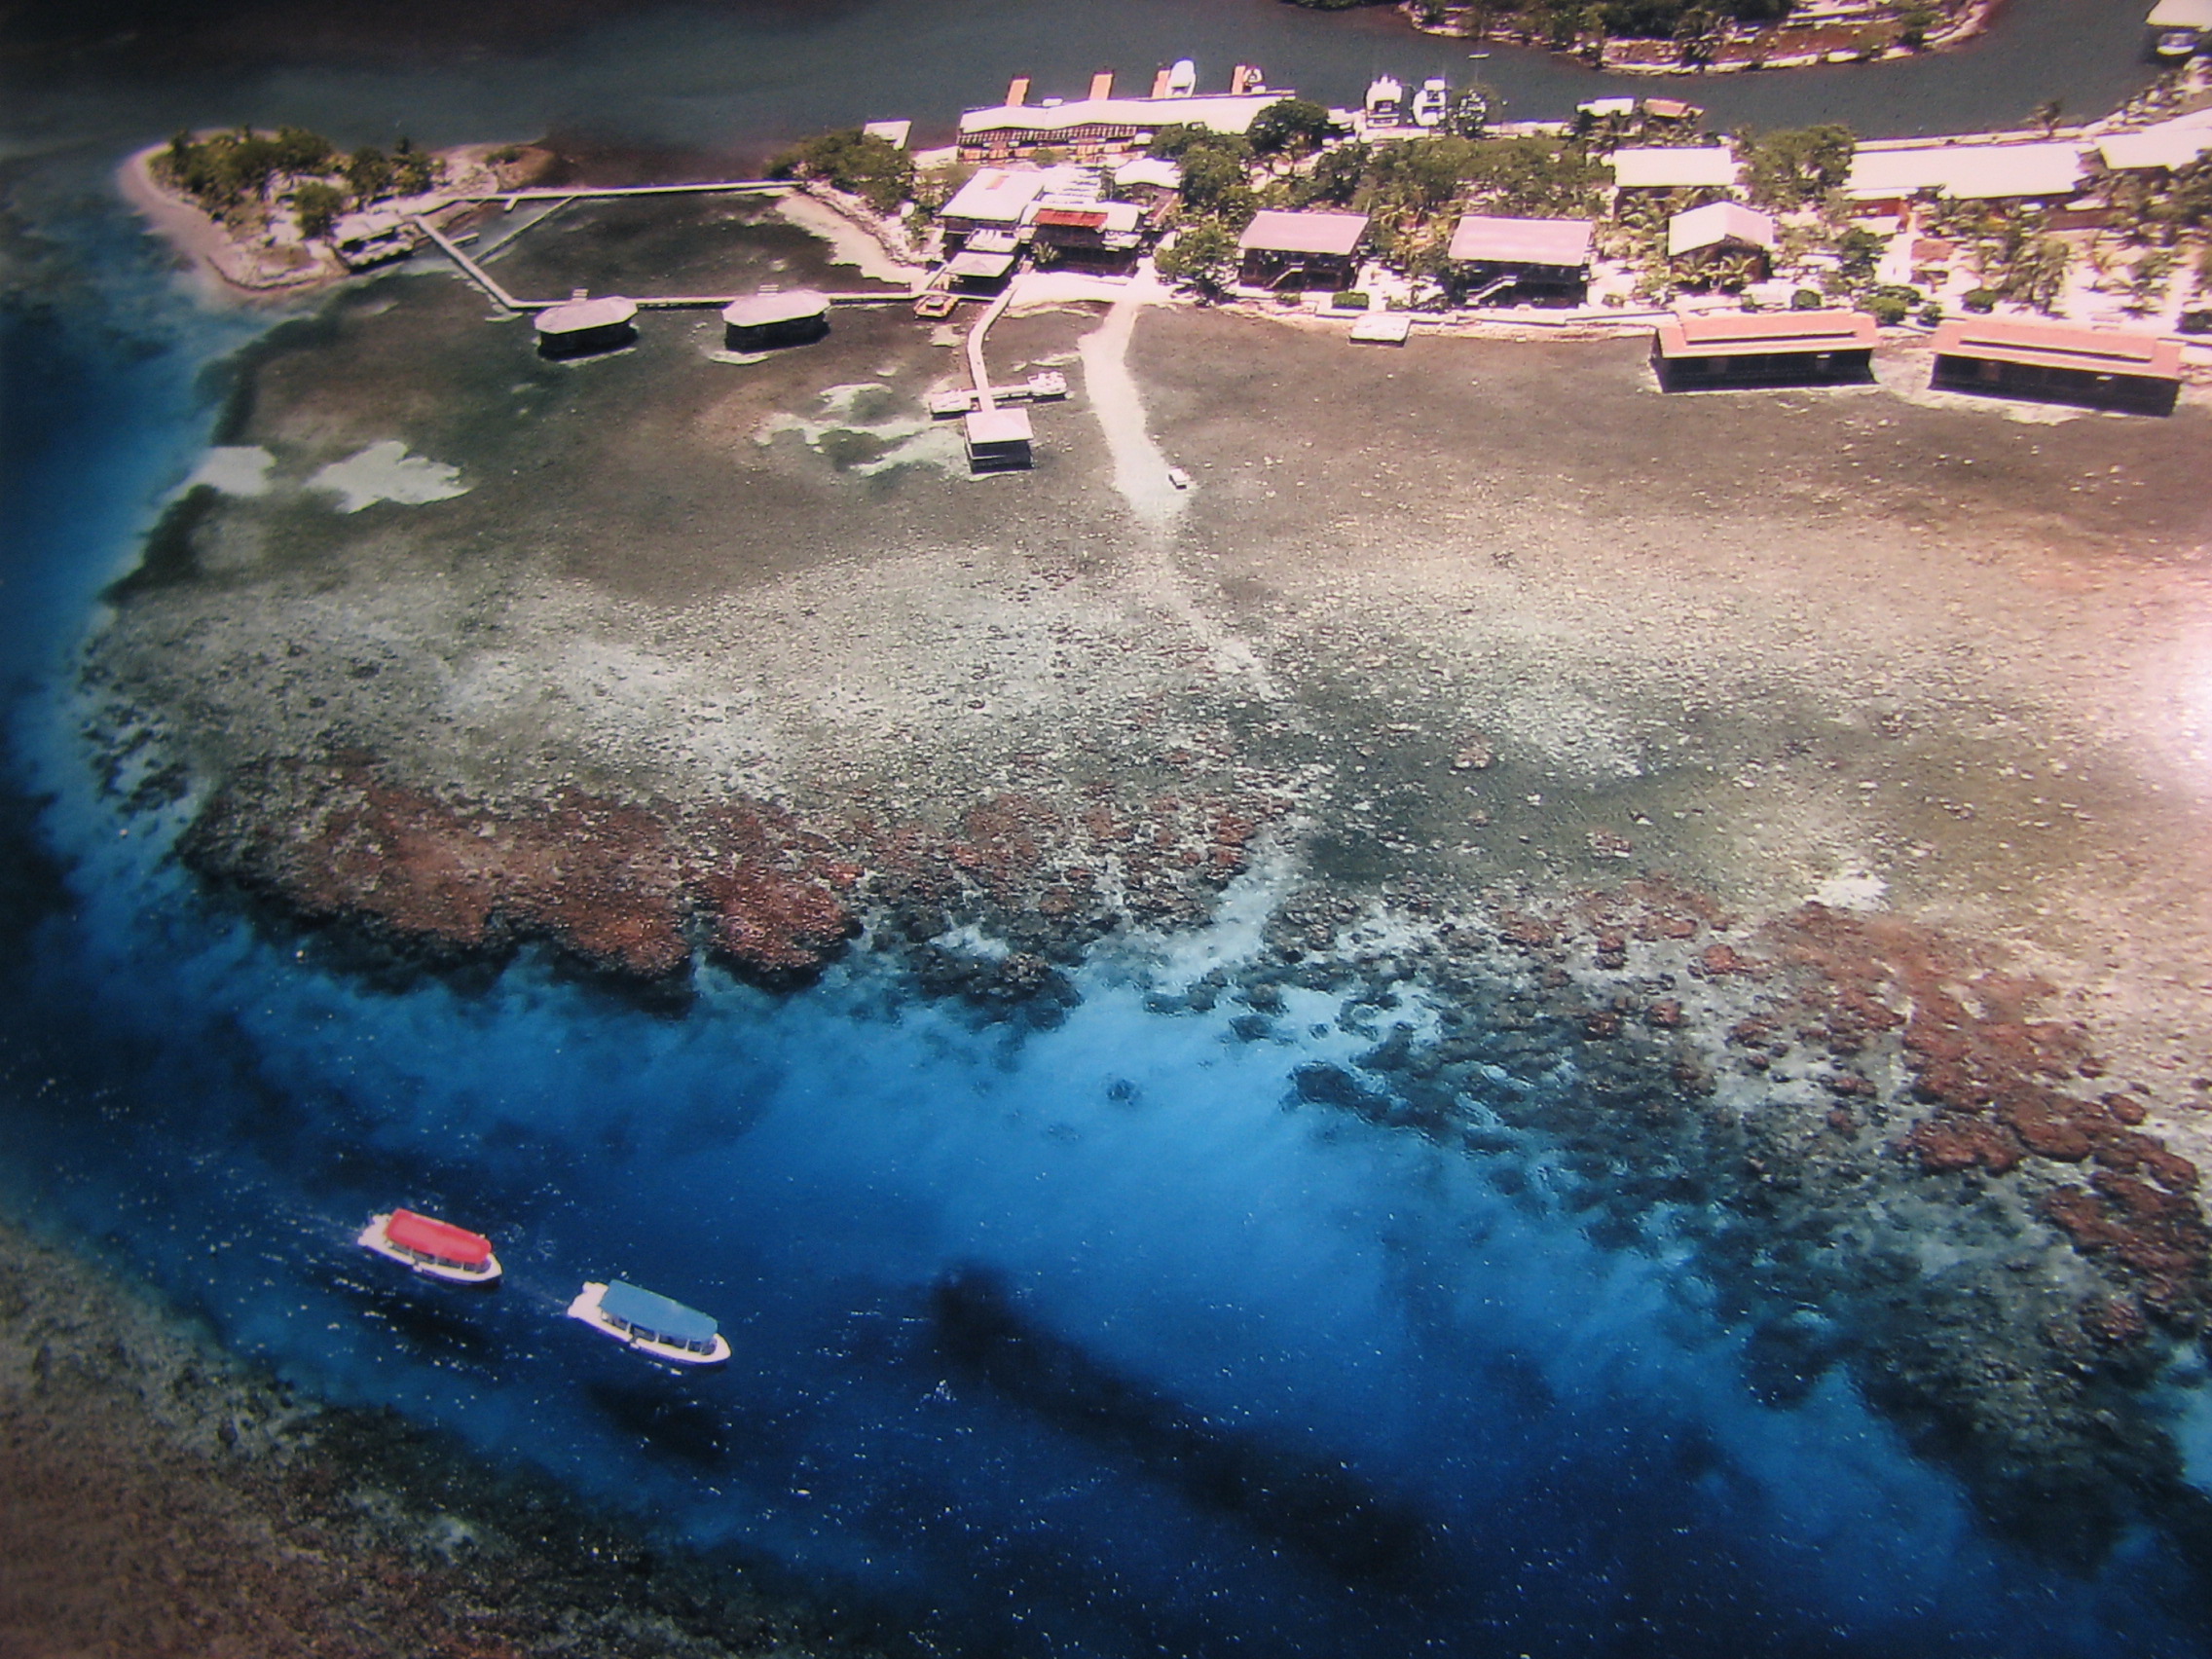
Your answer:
(566, 1281), (731, 1366)
(356, 1215), (502, 1286)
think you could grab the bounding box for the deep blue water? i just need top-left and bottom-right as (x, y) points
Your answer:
(4, 4), (2210, 1653)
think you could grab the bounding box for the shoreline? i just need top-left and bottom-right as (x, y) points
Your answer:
(1399, 0), (2006, 76)
(117, 138), (552, 304)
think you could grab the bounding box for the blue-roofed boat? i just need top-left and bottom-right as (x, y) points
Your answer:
(566, 1279), (730, 1366)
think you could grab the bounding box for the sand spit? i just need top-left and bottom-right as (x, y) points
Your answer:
(77, 193), (2212, 1557)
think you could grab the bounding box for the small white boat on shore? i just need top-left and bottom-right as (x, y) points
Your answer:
(357, 1208), (502, 1286)
(568, 1279), (730, 1367)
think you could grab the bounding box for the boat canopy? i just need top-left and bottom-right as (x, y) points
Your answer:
(387, 1208), (493, 1266)
(602, 1279), (718, 1344)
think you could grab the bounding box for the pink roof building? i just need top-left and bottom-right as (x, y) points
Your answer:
(1447, 214), (1595, 270)
(1237, 210), (1371, 258)
(1930, 317), (2181, 414)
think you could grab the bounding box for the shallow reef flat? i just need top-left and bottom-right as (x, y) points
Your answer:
(81, 197), (2212, 1559)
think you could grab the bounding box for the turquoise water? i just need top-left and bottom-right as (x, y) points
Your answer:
(2, 5), (2206, 1651)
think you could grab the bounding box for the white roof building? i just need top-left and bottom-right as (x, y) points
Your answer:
(862, 120), (912, 149)
(958, 92), (1285, 146)
(1845, 140), (2087, 203)
(720, 290), (829, 328)
(1609, 145), (1741, 190)
(535, 295), (637, 336)
(1112, 156), (1183, 193)
(1667, 201), (1776, 257)
(940, 167), (1052, 228)
(2097, 109), (2212, 172)
(2148, 0), (2212, 26)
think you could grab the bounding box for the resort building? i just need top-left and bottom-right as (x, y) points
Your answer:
(956, 64), (1284, 163)
(534, 293), (637, 357)
(1844, 140), (2089, 217)
(944, 247), (1018, 292)
(1028, 201), (1148, 270)
(328, 209), (414, 270)
(1651, 310), (1878, 391)
(940, 167), (1053, 244)
(1928, 317), (2182, 415)
(721, 290), (830, 350)
(1446, 214), (1595, 301)
(2095, 109), (2212, 176)
(1111, 155), (1183, 203)
(1236, 209), (1370, 291)
(1608, 145), (1742, 194)
(964, 404), (1034, 470)
(1666, 202), (1776, 282)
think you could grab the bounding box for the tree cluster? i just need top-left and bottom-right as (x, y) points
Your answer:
(155, 126), (447, 237)
(1292, 134), (1610, 225)
(769, 129), (917, 214)
(156, 127), (334, 212)
(1737, 124), (1856, 211)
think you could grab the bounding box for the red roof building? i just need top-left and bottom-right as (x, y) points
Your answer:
(1929, 317), (2182, 414)
(1652, 309), (1879, 390)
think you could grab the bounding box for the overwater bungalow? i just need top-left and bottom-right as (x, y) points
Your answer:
(1652, 310), (1878, 391)
(964, 405), (1034, 471)
(721, 289), (830, 350)
(534, 293), (638, 357)
(1928, 317), (2182, 415)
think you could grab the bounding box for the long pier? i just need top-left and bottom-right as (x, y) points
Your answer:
(410, 214), (524, 311)
(965, 283), (1018, 406)
(461, 180), (789, 206)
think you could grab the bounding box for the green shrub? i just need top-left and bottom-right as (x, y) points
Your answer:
(769, 129), (916, 213)
(1791, 287), (1825, 310)
(2179, 310), (2212, 335)
(1917, 301), (1944, 326)
(1963, 287), (2001, 313)
(291, 180), (345, 240)
(1862, 292), (1912, 326)
(1332, 290), (1372, 310)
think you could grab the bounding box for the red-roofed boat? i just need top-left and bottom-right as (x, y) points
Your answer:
(357, 1208), (502, 1286)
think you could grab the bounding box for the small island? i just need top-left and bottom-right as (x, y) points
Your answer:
(122, 126), (555, 294)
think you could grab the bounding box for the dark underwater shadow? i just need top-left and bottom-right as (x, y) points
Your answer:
(929, 1265), (1437, 1589)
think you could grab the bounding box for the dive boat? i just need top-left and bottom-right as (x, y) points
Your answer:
(357, 1207), (502, 1286)
(1412, 78), (1451, 129)
(568, 1279), (731, 1366)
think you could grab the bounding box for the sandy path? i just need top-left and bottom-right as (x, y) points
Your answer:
(1079, 299), (1280, 701)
